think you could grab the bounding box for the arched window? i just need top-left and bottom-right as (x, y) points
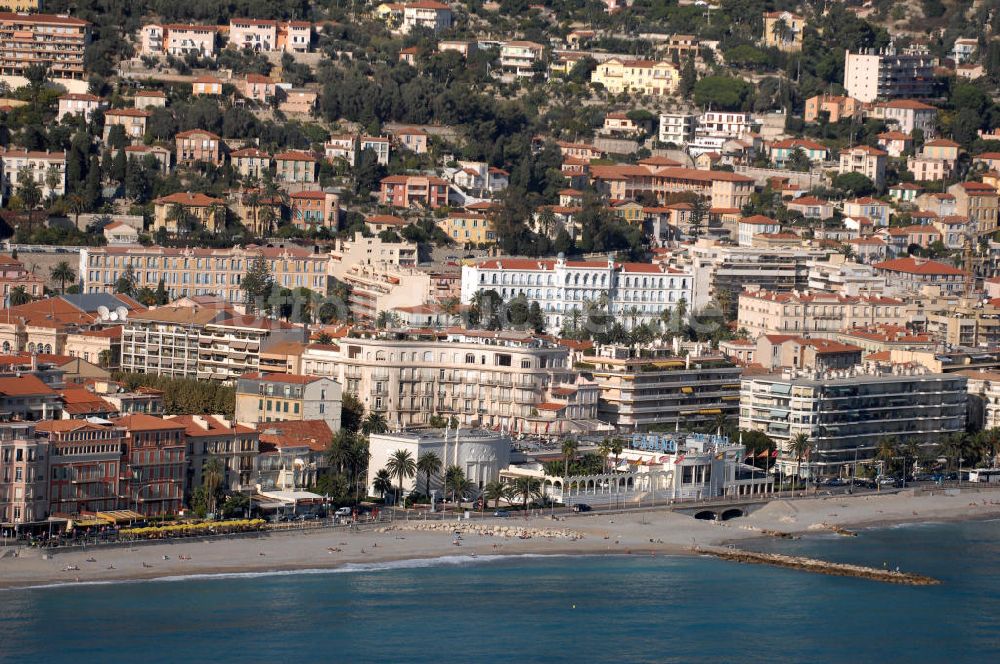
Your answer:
(27, 342), (35, 352)
(1, 341), (8, 352)
(44, 344), (52, 353)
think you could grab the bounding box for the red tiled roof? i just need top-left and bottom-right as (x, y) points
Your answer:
(872, 257), (966, 276)
(257, 419), (333, 452)
(0, 375), (55, 396)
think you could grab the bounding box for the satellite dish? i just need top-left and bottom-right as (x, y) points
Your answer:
(97, 305), (110, 320)
(116, 306), (129, 321)
(108, 311), (119, 321)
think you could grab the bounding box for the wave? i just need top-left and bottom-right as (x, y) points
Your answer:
(3, 553), (585, 592)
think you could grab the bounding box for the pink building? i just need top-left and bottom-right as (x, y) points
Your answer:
(290, 190), (340, 230)
(0, 422), (49, 528)
(395, 127), (428, 153)
(0, 254), (45, 301)
(104, 108), (151, 141)
(176, 129), (224, 166)
(240, 73), (277, 102)
(379, 175), (450, 208)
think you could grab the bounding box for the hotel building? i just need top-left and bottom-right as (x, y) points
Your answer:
(0, 422), (49, 527)
(737, 288), (909, 339)
(234, 373), (342, 431)
(0, 12), (90, 87)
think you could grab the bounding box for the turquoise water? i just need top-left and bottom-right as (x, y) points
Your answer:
(2, 520), (999, 662)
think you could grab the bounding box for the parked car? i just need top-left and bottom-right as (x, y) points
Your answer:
(334, 507), (353, 517)
(572, 504), (592, 513)
(493, 510), (511, 517)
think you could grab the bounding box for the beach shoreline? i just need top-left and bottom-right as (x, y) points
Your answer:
(4, 486), (1000, 591)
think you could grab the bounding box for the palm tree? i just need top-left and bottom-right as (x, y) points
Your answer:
(877, 436), (899, 477)
(7, 286), (31, 306)
(483, 480), (508, 509)
(50, 261), (75, 294)
(511, 476), (542, 512)
(771, 17), (790, 45)
(202, 458), (225, 516)
(362, 412), (389, 435)
(789, 433), (810, 485)
(445, 465), (473, 506)
(598, 438), (614, 473)
(373, 468), (393, 501)
(416, 451), (442, 497)
(561, 438), (579, 478)
(385, 449), (416, 505)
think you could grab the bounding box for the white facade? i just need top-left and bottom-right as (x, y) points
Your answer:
(461, 256), (692, 334)
(401, 3), (453, 34)
(367, 429), (512, 497)
(690, 111), (754, 154)
(0, 150), (66, 201)
(843, 48), (935, 103)
(658, 111), (698, 146)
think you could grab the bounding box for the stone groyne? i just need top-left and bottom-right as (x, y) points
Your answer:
(700, 547), (940, 586)
(379, 522), (584, 540)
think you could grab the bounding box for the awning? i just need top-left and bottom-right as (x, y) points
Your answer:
(699, 409), (722, 415)
(71, 518), (105, 527)
(769, 383), (792, 395)
(680, 387), (694, 394)
(96, 510), (144, 523)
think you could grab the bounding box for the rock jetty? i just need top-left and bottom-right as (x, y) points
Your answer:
(380, 522), (583, 540)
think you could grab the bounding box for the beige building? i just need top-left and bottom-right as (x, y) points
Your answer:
(230, 147), (271, 179)
(754, 335), (862, 372)
(80, 244), (330, 303)
(737, 287), (909, 339)
(762, 11), (804, 52)
(298, 330), (601, 434)
(0, 422), (49, 527)
(949, 181), (999, 236)
(152, 192), (227, 234)
(590, 58), (679, 96)
(804, 94), (861, 123)
(838, 145), (887, 189)
(0, 12), (91, 89)
(166, 415), (258, 494)
(274, 150), (318, 184)
(925, 299), (1000, 347)
(234, 373), (342, 430)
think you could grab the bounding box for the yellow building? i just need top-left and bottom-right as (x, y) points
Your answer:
(763, 11), (804, 52)
(590, 58), (679, 96)
(437, 212), (496, 246)
(152, 192), (227, 234)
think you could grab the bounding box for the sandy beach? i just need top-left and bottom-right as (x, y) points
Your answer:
(3, 486), (1000, 590)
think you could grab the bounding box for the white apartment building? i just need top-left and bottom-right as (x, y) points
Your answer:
(843, 47), (935, 103)
(121, 306), (305, 381)
(500, 41), (545, 77)
(806, 257), (887, 295)
(461, 256), (693, 334)
(689, 111), (755, 154)
(0, 149), (66, 201)
(740, 367), (967, 477)
(401, 2), (453, 34)
(658, 110), (698, 147)
(299, 330), (601, 435)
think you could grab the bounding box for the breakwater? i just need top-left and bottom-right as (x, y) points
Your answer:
(700, 547), (940, 585)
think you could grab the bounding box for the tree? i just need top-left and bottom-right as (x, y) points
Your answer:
(786, 148), (812, 173)
(50, 261), (75, 294)
(155, 278), (169, 305)
(341, 393), (365, 433)
(115, 264), (138, 297)
(16, 168), (42, 210)
(201, 458), (225, 516)
(561, 438), (579, 478)
(877, 436), (900, 477)
(241, 254), (274, 314)
(7, 286), (31, 306)
(678, 56), (696, 99)
(373, 468), (393, 501)
(416, 451), (442, 497)
(789, 433), (811, 484)
(833, 172), (875, 197)
(44, 165), (62, 203)
(385, 449), (416, 504)
(511, 476), (542, 511)
(483, 480), (508, 509)
(445, 465), (473, 507)
(362, 411), (389, 435)
(693, 76), (752, 111)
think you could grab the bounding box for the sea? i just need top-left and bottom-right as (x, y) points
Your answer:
(1, 520), (998, 662)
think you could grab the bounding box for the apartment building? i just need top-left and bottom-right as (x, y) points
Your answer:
(35, 419), (124, 516)
(739, 367), (967, 477)
(240, 73), (277, 103)
(838, 145), (887, 189)
(360, 135), (391, 165)
(191, 75), (223, 96)
(587, 163), (754, 209)
(0, 422), (48, 527)
(274, 150), (318, 184)
(0, 254), (45, 301)
(762, 11), (804, 52)
(112, 414), (186, 517)
(924, 299), (1000, 347)
(461, 255), (693, 334)
(786, 196), (834, 219)
(151, 191), (226, 234)
(57, 93), (105, 122)
(689, 111), (756, 154)
(658, 110), (698, 146)
(124, 145), (170, 174)
(805, 257), (887, 295)
(867, 99), (937, 136)
(500, 41), (545, 77)
(803, 94), (861, 123)
(590, 58), (679, 96)
(872, 257), (968, 295)
(961, 370), (1000, 430)
(584, 345), (742, 431)
(165, 415), (258, 495)
(234, 373), (342, 430)
(324, 134), (358, 165)
(755, 335), (863, 372)
(737, 215), (782, 247)
(685, 240), (829, 315)
(0, 149), (65, 201)
(228, 18), (312, 53)
(737, 288), (908, 339)
(949, 181), (999, 236)
(449, 161), (509, 194)
(0, 12), (91, 86)
(230, 147), (271, 179)
(379, 174), (450, 208)
(400, 2), (452, 34)
(140, 23), (217, 57)
(175, 129), (224, 166)
(134, 89), (167, 109)
(104, 108), (151, 141)
(298, 330), (600, 434)
(120, 305), (305, 381)
(290, 190), (340, 231)
(843, 48), (935, 103)
(767, 139), (828, 167)
(437, 212), (496, 246)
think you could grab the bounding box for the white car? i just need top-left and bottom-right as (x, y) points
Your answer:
(334, 507), (353, 517)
